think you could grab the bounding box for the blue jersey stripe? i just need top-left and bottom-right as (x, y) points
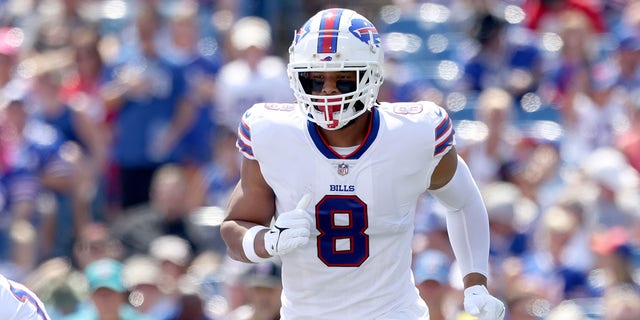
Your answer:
(236, 138), (254, 156)
(435, 115), (451, 140)
(307, 108), (380, 159)
(434, 130), (454, 156)
(239, 120), (251, 140)
(351, 109), (380, 159)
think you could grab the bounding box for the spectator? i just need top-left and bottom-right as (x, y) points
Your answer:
(601, 285), (640, 320)
(460, 12), (542, 100)
(162, 1), (222, 167)
(560, 61), (629, 165)
(481, 181), (537, 262)
(0, 89), (72, 275)
(32, 67), (108, 241)
(0, 27), (21, 90)
(166, 276), (212, 320)
(552, 197), (595, 274)
(102, 4), (194, 210)
(226, 260), (283, 320)
(21, 257), (80, 318)
(412, 249), (455, 320)
(500, 265), (552, 320)
(72, 222), (123, 270)
(521, 205), (591, 303)
(200, 127), (241, 208)
(522, 0), (607, 34)
(22, 222), (124, 317)
(122, 254), (178, 319)
(503, 136), (563, 208)
(214, 16), (294, 131)
(611, 35), (640, 91)
(29, 0), (95, 53)
(149, 235), (193, 296)
(183, 250), (228, 319)
(58, 26), (120, 219)
(59, 26), (110, 124)
(64, 258), (150, 320)
(161, 1), (223, 211)
(580, 147), (640, 228)
(617, 89), (640, 173)
(545, 299), (590, 320)
(110, 164), (204, 257)
(458, 87), (519, 187)
(546, 10), (601, 137)
(589, 227), (638, 294)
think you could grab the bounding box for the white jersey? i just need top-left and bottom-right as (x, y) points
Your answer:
(0, 274), (51, 320)
(237, 101), (455, 320)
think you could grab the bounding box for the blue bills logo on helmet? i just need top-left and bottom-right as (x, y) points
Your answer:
(349, 19), (380, 47)
(294, 21), (311, 45)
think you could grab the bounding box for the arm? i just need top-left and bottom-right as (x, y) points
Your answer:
(165, 97), (196, 148)
(71, 108), (108, 172)
(428, 147), (489, 287)
(100, 65), (151, 113)
(220, 157), (276, 262)
(428, 147), (505, 320)
(100, 83), (125, 113)
(221, 157), (313, 263)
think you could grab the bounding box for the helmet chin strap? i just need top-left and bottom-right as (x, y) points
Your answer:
(315, 110), (344, 130)
(318, 99), (343, 129)
(328, 108), (371, 131)
(313, 101), (368, 130)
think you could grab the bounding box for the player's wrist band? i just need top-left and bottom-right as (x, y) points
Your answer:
(242, 225), (270, 263)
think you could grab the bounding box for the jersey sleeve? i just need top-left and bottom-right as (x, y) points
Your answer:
(236, 108), (255, 160)
(235, 103), (299, 161)
(432, 105), (455, 158)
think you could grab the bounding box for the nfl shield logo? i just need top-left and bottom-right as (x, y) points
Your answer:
(337, 163), (349, 176)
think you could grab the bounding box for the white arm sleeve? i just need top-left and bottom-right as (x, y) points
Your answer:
(428, 156), (489, 277)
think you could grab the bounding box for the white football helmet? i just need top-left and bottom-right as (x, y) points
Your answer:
(288, 8), (384, 130)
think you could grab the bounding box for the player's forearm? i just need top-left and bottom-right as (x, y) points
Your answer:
(463, 272), (488, 289)
(220, 220), (269, 262)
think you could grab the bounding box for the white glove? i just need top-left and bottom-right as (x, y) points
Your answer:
(264, 194), (313, 256)
(463, 285), (505, 320)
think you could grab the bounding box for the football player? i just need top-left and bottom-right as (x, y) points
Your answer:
(221, 8), (505, 320)
(0, 274), (51, 320)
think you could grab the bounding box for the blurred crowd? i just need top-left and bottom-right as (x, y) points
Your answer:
(0, 0), (639, 319)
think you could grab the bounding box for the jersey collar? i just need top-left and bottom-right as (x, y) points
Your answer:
(307, 108), (380, 160)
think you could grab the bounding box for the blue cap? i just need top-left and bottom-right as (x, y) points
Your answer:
(413, 249), (451, 284)
(619, 34), (640, 52)
(85, 259), (125, 292)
